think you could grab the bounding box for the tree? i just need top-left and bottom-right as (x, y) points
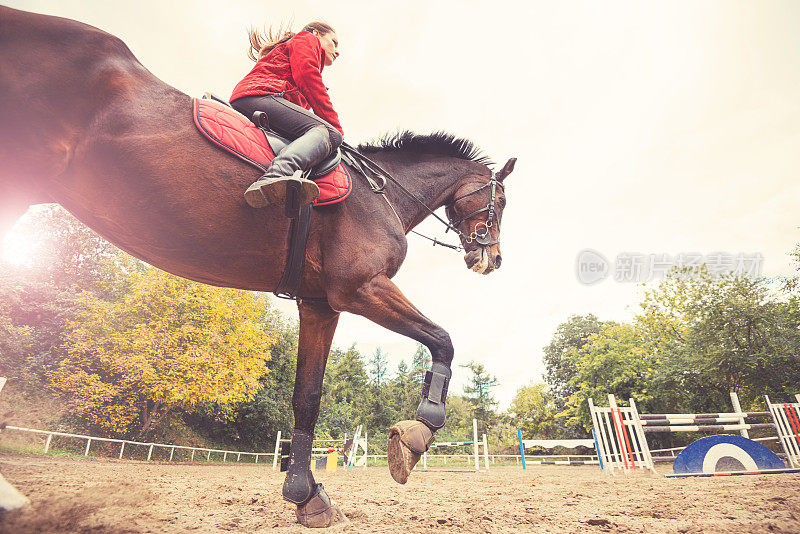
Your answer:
(0, 206), (128, 384)
(50, 266), (272, 439)
(191, 309), (298, 449)
(639, 267), (800, 411)
(325, 344), (369, 406)
(508, 383), (558, 439)
(317, 344), (370, 437)
(368, 347), (389, 387)
(410, 343), (432, 385)
(7, 205), (126, 295)
(362, 347), (397, 434)
(0, 264), (79, 383)
(389, 360), (416, 420)
(542, 314), (605, 437)
(543, 314), (604, 402)
(461, 361), (498, 435)
(564, 323), (656, 432)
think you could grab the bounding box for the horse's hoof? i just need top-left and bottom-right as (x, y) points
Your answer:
(295, 484), (347, 528)
(387, 420), (434, 484)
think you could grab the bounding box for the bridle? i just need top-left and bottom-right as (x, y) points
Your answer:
(445, 176), (503, 250)
(340, 143), (502, 253)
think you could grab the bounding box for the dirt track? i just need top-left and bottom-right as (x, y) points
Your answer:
(1, 453), (799, 533)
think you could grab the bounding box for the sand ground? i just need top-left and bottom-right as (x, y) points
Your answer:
(1, 453), (798, 533)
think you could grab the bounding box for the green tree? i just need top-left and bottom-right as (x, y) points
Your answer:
(639, 267), (800, 411)
(542, 314), (604, 437)
(508, 383), (558, 439)
(564, 323), (656, 432)
(362, 347), (397, 435)
(318, 344), (369, 437)
(461, 361), (498, 435)
(386, 355), (421, 420)
(543, 314), (604, 401)
(368, 347), (389, 387)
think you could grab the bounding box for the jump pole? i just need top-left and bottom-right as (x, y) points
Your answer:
(272, 431), (281, 470)
(472, 419), (479, 469)
(591, 429), (603, 470)
(482, 433), (489, 470)
(0, 377), (31, 513)
(518, 428), (526, 470)
(347, 425), (362, 472)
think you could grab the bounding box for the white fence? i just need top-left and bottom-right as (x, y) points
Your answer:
(3, 425), (280, 464)
(2, 424), (602, 468)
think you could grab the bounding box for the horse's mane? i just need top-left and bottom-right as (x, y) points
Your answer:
(358, 131), (494, 168)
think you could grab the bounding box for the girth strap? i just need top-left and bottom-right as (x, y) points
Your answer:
(275, 204), (312, 300)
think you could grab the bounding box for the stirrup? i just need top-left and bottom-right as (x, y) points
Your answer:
(244, 171), (320, 209)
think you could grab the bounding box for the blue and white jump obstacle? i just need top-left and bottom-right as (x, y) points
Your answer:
(516, 430), (599, 469)
(589, 391), (800, 477)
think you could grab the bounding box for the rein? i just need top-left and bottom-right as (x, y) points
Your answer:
(340, 143), (502, 252)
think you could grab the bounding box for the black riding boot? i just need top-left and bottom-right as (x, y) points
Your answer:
(244, 125), (331, 209)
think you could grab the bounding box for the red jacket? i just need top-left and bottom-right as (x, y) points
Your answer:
(230, 31), (343, 135)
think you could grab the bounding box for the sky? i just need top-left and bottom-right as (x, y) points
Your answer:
(3, 0), (800, 408)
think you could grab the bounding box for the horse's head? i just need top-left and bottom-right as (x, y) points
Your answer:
(446, 158), (515, 275)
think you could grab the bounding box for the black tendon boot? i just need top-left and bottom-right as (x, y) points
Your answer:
(244, 125), (330, 209)
(282, 429), (316, 505)
(415, 361), (451, 430)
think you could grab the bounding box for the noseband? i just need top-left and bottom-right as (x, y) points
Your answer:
(445, 173), (503, 250)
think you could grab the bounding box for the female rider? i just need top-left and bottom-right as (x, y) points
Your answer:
(230, 22), (343, 209)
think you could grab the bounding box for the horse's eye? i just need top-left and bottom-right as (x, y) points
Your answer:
(498, 197), (506, 208)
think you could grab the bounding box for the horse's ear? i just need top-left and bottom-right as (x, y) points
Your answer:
(496, 158), (516, 182)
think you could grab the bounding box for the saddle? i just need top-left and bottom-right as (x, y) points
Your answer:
(192, 93), (352, 300)
(193, 94), (351, 206)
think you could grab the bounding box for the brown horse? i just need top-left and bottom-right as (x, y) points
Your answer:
(0, 6), (514, 526)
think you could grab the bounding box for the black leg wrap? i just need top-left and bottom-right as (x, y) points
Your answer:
(282, 429), (317, 505)
(415, 362), (451, 430)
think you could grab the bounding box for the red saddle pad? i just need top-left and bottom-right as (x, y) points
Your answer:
(192, 98), (351, 206)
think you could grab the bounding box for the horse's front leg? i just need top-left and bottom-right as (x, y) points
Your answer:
(283, 299), (345, 528)
(329, 275), (453, 484)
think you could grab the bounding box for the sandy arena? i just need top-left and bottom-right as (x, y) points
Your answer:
(1, 453), (799, 533)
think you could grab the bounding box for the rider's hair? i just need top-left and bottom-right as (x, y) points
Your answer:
(246, 22), (336, 61)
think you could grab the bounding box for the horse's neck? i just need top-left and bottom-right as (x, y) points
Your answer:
(374, 154), (468, 231)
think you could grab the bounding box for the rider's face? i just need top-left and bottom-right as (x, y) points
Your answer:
(315, 31), (339, 66)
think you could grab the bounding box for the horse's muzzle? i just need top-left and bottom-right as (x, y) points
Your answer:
(464, 247), (502, 275)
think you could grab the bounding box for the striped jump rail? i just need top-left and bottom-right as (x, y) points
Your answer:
(629, 421), (776, 433)
(638, 413), (770, 422)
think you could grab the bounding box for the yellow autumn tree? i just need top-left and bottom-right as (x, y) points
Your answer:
(50, 265), (272, 439)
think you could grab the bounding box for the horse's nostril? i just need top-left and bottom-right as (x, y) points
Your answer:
(495, 254), (502, 269)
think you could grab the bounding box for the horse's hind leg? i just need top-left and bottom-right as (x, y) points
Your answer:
(283, 299), (346, 528)
(329, 275), (454, 484)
